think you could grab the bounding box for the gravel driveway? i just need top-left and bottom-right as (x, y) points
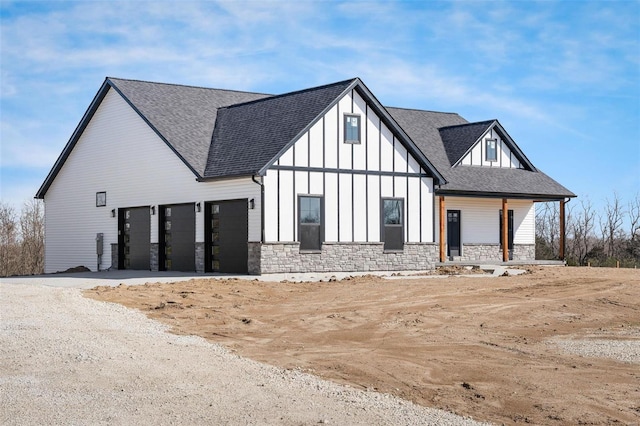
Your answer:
(0, 275), (486, 425)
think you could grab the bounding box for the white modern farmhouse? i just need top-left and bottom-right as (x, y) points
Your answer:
(36, 77), (574, 274)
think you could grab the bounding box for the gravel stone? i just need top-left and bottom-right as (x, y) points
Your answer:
(0, 281), (488, 425)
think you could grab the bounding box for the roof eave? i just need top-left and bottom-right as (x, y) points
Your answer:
(197, 172), (256, 182)
(435, 188), (577, 201)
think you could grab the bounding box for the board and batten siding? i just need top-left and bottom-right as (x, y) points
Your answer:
(263, 89), (434, 244)
(43, 88), (260, 273)
(435, 197), (535, 245)
(460, 128), (522, 168)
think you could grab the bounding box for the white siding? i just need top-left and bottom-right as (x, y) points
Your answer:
(338, 173), (352, 241)
(278, 170), (294, 241)
(309, 122), (324, 168)
(367, 175), (381, 241)
(459, 128), (522, 168)
(512, 200), (535, 244)
(263, 171), (279, 241)
(324, 173), (338, 241)
(353, 174), (367, 241)
(44, 89), (261, 273)
(366, 115), (380, 171)
(421, 176), (434, 242)
(265, 88), (434, 245)
(434, 197), (535, 246)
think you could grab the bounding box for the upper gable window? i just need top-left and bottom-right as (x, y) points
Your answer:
(344, 114), (361, 144)
(485, 139), (497, 162)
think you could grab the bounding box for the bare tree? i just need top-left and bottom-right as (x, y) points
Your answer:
(626, 193), (640, 261)
(568, 198), (597, 265)
(629, 193), (640, 242)
(0, 202), (20, 276)
(535, 202), (560, 259)
(599, 192), (625, 258)
(20, 199), (45, 275)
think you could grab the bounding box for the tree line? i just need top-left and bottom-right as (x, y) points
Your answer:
(0, 200), (44, 277)
(536, 193), (640, 267)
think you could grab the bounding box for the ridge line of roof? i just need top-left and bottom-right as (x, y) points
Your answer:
(219, 78), (358, 111)
(438, 119), (496, 130)
(106, 76), (272, 97)
(385, 106), (463, 116)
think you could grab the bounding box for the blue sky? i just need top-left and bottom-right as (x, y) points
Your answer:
(1, 0), (639, 221)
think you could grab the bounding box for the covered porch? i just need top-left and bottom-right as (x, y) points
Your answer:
(437, 195), (570, 263)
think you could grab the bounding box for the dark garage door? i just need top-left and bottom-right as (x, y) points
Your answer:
(205, 199), (248, 273)
(160, 203), (195, 272)
(119, 206), (151, 270)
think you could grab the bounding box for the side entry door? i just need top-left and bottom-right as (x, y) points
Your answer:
(447, 210), (461, 257)
(499, 209), (514, 260)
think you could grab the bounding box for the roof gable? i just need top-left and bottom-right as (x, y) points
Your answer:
(439, 120), (536, 171)
(204, 79), (356, 178)
(438, 120), (495, 166)
(108, 78), (270, 177)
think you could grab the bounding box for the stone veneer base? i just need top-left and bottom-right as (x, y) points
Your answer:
(112, 242), (536, 274)
(254, 242), (439, 274)
(456, 243), (536, 262)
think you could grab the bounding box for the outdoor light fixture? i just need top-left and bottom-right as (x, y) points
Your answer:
(196, 202), (201, 213)
(111, 209), (116, 218)
(150, 206), (156, 215)
(249, 198), (255, 210)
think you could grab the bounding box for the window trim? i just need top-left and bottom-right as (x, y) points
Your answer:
(380, 197), (405, 251)
(343, 113), (361, 144)
(96, 191), (107, 207)
(485, 138), (497, 162)
(298, 194), (324, 252)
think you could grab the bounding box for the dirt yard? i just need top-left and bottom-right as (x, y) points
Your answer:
(86, 267), (640, 425)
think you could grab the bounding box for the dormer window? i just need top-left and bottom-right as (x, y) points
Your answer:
(485, 138), (497, 162)
(344, 114), (361, 144)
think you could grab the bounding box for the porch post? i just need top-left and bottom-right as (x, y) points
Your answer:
(502, 198), (509, 262)
(559, 199), (566, 261)
(439, 196), (446, 262)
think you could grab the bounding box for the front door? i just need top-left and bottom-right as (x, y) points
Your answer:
(118, 206), (150, 270)
(205, 199), (248, 273)
(500, 209), (514, 260)
(447, 210), (461, 258)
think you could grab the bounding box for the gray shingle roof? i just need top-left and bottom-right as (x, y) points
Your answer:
(204, 79), (355, 178)
(108, 78), (271, 176)
(37, 77), (574, 201)
(438, 120), (495, 166)
(388, 107), (575, 199)
(386, 107), (468, 172)
(439, 167), (576, 199)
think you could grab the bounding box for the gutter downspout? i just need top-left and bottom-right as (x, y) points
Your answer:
(252, 175), (265, 243)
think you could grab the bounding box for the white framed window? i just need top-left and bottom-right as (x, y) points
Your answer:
(298, 195), (324, 251)
(381, 198), (404, 251)
(344, 114), (361, 144)
(485, 139), (497, 162)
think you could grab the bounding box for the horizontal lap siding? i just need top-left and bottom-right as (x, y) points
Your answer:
(44, 89), (260, 273)
(436, 197), (534, 245)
